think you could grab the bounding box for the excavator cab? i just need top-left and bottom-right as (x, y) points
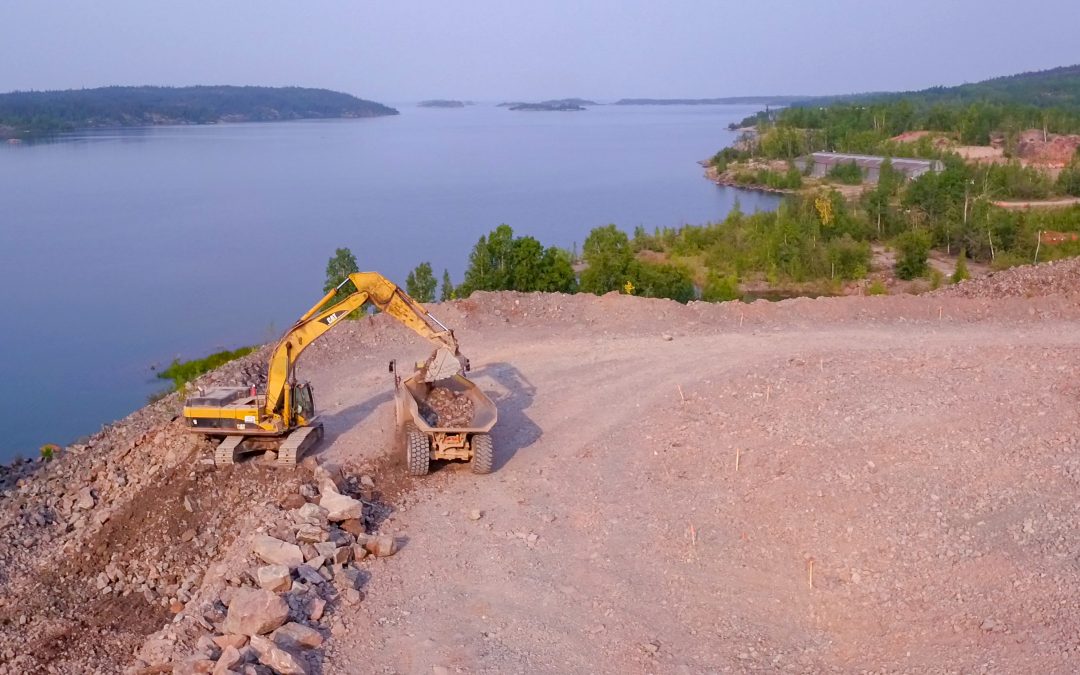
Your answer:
(292, 382), (315, 422)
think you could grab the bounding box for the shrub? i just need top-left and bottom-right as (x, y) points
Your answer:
(157, 346), (258, 392)
(894, 230), (932, 280)
(951, 250), (970, 283)
(867, 279), (888, 295)
(701, 273), (740, 302)
(827, 161), (864, 185)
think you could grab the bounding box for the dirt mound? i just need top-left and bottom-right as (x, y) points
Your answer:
(934, 256), (1080, 299)
(1016, 129), (1080, 167)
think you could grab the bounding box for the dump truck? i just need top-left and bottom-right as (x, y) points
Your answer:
(391, 361), (498, 475)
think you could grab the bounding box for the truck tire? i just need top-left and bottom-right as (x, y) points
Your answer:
(405, 425), (430, 476)
(471, 434), (494, 475)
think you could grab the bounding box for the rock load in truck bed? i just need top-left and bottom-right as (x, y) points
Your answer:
(418, 387), (475, 427)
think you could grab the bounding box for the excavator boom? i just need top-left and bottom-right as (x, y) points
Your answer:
(263, 272), (463, 427)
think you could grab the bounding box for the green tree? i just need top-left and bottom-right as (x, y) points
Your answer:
(1057, 159), (1080, 197)
(405, 262), (437, 302)
(580, 225), (633, 294)
(323, 247), (361, 315)
(536, 247), (578, 293)
(508, 236), (546, 291)
(894, 230), (932, 280)
(952, 249), (970, 283)
(440, 269), (455, 301)
(460, 224), (515, 295)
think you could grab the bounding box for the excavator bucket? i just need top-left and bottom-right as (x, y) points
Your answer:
(424, 347), (464, 382)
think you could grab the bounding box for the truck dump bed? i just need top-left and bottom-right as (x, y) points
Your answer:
(400, 374), (497, 434)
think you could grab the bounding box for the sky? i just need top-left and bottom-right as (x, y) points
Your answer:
(1, 0), (1078, 103)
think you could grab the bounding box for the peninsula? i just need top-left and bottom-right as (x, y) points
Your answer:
(0, 85), (399, 138)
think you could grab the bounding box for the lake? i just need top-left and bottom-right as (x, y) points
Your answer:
(0, 103), (778, 460)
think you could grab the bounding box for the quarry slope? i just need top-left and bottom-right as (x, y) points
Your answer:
(1, 265), (1078, 674)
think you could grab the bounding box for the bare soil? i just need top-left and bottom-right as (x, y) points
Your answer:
(1, 261), (1079, 674)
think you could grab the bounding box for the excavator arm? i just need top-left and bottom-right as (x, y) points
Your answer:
(264, 271), (464, 427)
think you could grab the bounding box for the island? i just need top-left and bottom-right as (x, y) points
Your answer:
(418, 100), (468, 108)
(498, 98), (598, 110)
(509, 102), (585, 112)
(0, 85), (399, 138)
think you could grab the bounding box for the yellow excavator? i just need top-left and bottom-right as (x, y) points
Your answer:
(183, 271), (468, 466)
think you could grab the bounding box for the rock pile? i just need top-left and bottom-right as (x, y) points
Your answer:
(935, 256), (1080, 299)
(419, 387), (475, 427)
(133, 462), (401, 674)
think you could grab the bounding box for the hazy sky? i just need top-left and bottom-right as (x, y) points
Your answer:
(2, 1), (1077, 102)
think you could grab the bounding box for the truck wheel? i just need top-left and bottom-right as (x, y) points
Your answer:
(471, 434), (494, 475)
(405, 425), (430, 476)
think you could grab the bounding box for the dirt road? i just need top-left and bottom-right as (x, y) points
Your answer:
(298, 291), (1080, 674)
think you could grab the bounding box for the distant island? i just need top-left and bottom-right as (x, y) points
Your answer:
(614, 96), (807, 106)
(418, 99), (468, 108)
(0, 85), (398, 138)
(499, 98), (598, 110)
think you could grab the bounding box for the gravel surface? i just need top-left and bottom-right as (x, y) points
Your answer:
(1, 265), (1078, 673)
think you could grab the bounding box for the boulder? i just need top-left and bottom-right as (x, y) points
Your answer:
(255, 564), (291, 592)
(292, 503), (328, 527)
(332, 546), (351, 565)
(319, 490), (363, 522)
(212, 645), (241, 675)
(250, 634), (310, 675)
(363, 535), (398, 557)
(295, 524), (327, 544)
(272, 622), (324, 649)
(339, 519), (366, 538)
(294, 564), (324, 586)
(313, 541), (338, 558)
(75, 486), (95, 510)
(212, 634), (248, 651)
(312, 462), (346, 493)
(221, 588), (289, 636)
(251, 535), (303, 569)
(308, 597), (326, 622)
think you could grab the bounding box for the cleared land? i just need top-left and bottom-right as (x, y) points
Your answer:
(1, 259), (1078, 674)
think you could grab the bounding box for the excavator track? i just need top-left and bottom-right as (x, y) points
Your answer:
(214, 435), (247, 466)
(277, 423), (323, 467)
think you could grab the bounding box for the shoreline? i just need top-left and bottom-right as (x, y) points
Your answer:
(701, 163), (799, 195)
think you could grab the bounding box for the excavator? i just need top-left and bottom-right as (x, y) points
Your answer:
(183, 271), (468, 467)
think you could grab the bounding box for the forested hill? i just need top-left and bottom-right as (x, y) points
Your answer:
(733, 64), (1080, 136)
(847, 64), (1080, 109)
(0, 86), (398, 137)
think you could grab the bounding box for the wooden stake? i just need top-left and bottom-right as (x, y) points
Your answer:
(688, 522), (697, 547)
(766, 385), (771, 402)
(739, 313), (744, 327)
(808, 559), (815, 589)
(938, 306), (943, 320)
(735, 447), (741, 472)
(677, 384), (685, 402)
(819, 358), (823, 372)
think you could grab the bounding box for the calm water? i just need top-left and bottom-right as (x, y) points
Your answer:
(0, 103), (777, 459)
